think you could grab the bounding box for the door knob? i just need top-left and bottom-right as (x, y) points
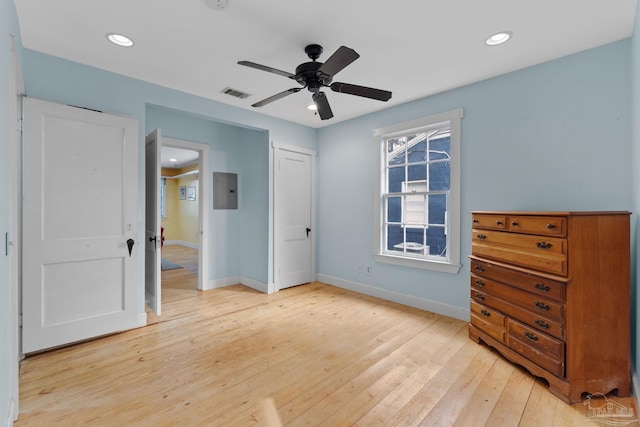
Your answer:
(126, 239), (135, 257)
(306, 227), (311, 238)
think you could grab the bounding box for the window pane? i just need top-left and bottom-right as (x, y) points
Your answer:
(429, 136), (451, 161)
(404, 193), (425, 225)
(427, 226), (447, 257)
(407, 138), (426, 163)
(387, 196), (402, 223)
(407, 164), (426, 182)
(428, 193), (447, 224)
(388, 166), (405, 193)
(387, 224), (404, 251)
(429, 161), (450, 191)
(387, 138), (406, 165)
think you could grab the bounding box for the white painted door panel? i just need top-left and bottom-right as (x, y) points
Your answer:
(145, 130), (161, 315)
(275, 149), (312, 289)
(22, 97), (139, 353)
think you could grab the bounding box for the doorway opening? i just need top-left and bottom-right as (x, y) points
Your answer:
(160, 145), (200, 293)
(146, 133), (210, 321)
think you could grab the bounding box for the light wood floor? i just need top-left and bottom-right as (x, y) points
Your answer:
(15, 246), (638, 426)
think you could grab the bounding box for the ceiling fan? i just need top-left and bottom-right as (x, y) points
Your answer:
(238, 44), (392, 120)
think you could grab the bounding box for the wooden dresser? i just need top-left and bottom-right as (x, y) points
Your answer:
(468, 211), (630, 403)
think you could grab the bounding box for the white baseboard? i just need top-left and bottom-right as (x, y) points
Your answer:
(163, 240), (198, 249)
(317, 274), (469, 321)
(136, 312), (147, 327)
(206, 276), (241, 290)
(240, 276), (269, 293)
(7, 398), (16, 426)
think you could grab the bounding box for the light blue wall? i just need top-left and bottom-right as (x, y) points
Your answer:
(1, 0), (20, 422)
(631, 4), (640, 383)
(317, 40), (631, 310)
(145, 106), (270, 283)
(238, 127), (270, 283)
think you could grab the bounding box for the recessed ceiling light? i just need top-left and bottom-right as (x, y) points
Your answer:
(106, 33), (134, 47)
(485, 31), (512, 46)
(307, 104), (317, 111)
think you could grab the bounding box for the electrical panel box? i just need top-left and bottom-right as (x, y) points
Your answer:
(213, 172), (238, 210)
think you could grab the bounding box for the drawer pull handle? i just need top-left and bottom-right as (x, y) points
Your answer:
(474, 266), (485, 272)
(496, 220), (503, 225)
(481, 310), (491, 317)
(536, 241), (553, 249)
(476, 234), (487, 240)
(475, 294), (485, 301)
(473, 219), (479, 223)
(534, 283), (550, 292)
(535, 319), (550, 329)
(475, 280), (485, 287)
(511, 221), (518, 226)
(524, 331), (539, 342)
(547, 223), (555, 229)
(534, 301), (550, 311)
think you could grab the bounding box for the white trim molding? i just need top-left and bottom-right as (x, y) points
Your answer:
(632, 368), (640, 416)
(206, 276), (241, 291)
(163, 240), (198, 249)
(241, 276), (269, 293)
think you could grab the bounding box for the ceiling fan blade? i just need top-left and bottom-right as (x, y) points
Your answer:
(317, 46), (360, 77)
(312, 92), (333, 120)
(238, 61), (295, 79)
(330, 82), (392, 102)
(252, 88), (302, 107)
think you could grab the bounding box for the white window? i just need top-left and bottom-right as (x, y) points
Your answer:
(374, 109), (463, 273)
(160, 177), (167, 219)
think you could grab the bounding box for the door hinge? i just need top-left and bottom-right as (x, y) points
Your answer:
(18, 313), (23, 327)
(18, 118), (23, 134)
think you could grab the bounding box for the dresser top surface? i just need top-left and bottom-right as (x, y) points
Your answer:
(470, 211), (630, 216)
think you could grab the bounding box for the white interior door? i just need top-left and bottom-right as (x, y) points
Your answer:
(22, 97), (139, 353)
(275, 148), (312, 289)
(145, 130), (161, 315)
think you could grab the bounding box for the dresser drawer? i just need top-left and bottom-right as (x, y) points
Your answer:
(472, 214), (507, 230)
(476, 278), (564, 321)
(470, 284), (565, 340)
(508, 319), (565, 377)
(471, 313), (506, 342)
(470, 258), (565, 302)
(472, 230), (566, 256)
(472, 233), (567, 276)
(470, 300), (505, 327)
(508, 215), (567, 237)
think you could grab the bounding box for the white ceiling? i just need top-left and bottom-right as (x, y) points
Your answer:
(161, 146), (199, 169)
(14, 0), (637, 129)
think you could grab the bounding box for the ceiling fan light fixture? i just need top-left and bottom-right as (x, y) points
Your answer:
(106, 33), (134, 47)
(485, 31), (512, 46)
(307, 104), (317, 111)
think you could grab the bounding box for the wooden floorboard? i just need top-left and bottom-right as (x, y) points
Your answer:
(14, 245), (638, 426)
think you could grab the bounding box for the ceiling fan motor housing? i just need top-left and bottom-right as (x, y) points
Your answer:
(294, 61), (332, 92)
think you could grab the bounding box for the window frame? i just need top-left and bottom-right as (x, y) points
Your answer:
(373, 108), (463, 274)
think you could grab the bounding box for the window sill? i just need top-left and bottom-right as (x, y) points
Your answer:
(374, 253), (462, 274)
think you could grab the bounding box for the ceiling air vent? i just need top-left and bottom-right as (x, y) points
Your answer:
(221, 87), (251, 99)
